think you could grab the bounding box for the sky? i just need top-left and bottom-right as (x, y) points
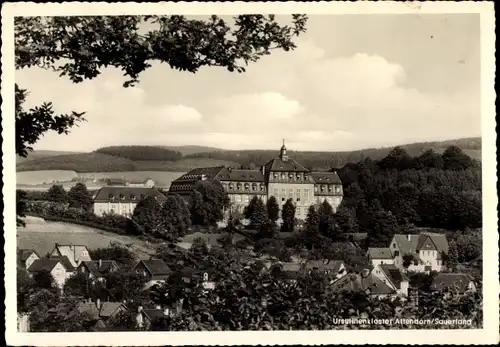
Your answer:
(16, 14), (481, 152)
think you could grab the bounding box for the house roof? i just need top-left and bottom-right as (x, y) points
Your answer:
(28, 258), (71, 273)
(68, 302), (100, 321)
(135, 259), (171, 276)
(310, 172), (342, 185)
(264, 157), (310, 173)
(430, 273), (475, 293)
(367, 248), (393, 260)
(172, 167), (226, 183)
(331, 273), (395, 295)
(93, 187), (166, 203)
(305, 260), (344, 274)
(99, 302), (127, 318)
(393, 233), (448, 257)
(18, 249), (40, 261)
(106, 178), (127, 185)
(80, 260), (117, 277)
(142, 308), (168, 321)
(215, 168), (265, 182)
(378, 264), (409, 289)
(48, 255), (76, 272)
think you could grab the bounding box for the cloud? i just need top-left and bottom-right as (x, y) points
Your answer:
(16, 28), (479, 152)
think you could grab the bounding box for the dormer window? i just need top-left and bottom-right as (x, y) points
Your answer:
(328, 186), (333, 193)
(289, 173), (294, 179)
(140, 194), (145, 200)
(245, 183), (249, 191)
(120, 194), (125, 200)
(296, 173), (301, 179)
(131, 195), (136, 200)
(237, 183), (242, 190)
(281, 173), (286, 179)
(321, 186), (325, 192)
(229, 183), (234, 189)
(304, 175), (308, 181)
(260, 184), (265, 191)
(109, 194), (115, 200)
(273, 173), (278, 179)
(252, 184), (257, 191)
(314, 186), (318, 192)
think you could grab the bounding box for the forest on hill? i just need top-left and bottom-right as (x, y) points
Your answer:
(16, 137), (481, 173)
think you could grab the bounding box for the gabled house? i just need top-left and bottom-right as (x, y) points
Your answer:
(67, 299), (128, 330)
(135, 306), (170, 330)
(126, 179), (155, 188)
(133, 259), (171, 281)
(50, 244), (92, 268)
(367, 248), (394, 267)
(27, 257), (75, 288)
(389, 233), (448, 272)
(76, 260), (119, 283)
(179, 267), (216, 290)
(330, 271), (396, 298)
(372, 264), (410, 297)
(17, 249), (40, 269)
(430, 273), (477, 295)
(304, 260), (346, 281)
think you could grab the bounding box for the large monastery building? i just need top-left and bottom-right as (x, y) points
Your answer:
(169, 142), (343, 221)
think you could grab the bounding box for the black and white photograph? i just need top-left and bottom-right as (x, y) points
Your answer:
(2, 2), (498, 346)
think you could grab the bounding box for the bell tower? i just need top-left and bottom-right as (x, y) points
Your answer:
(279, 139), (288, 162)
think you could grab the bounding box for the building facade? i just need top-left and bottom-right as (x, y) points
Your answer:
(169, 142), (343, 221)
(92, 187), (166, 217)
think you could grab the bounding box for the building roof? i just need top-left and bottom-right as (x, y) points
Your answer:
(93, 187), (166, 203)
(106, 178), (127, 185)
(28, 257), (73, 272)
(48, 255), (76, 272)
(135, 259), (171, 276)
(310, 172), (342, 185)
(305, 260), (344, 274)
(378, 264), (409, 289)
(68, 302), (101, 320)
(53, 244), (90, 263)
(331, 272), (395, 295)
(80, 260), (118, 277)
(18, 249), (40, 262)
(264, 157), (310, 173)
(99, 302), (127, 318)
(393, 233), (448, 257)
(142, 308), (168, 321)
(430, 273), (475, 293)
(48, 302), (75, 316)
(172, 167), (226, 183)
(367, 247), (393, 260)
(215, 168), (265, 182)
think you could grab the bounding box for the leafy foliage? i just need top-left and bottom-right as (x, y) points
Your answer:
(130, 196), (165, 235)
(281, 199), (296, 233)
(190, 180), (230, 227)
(159, 194), (192, 241)
(266, 196), (280, 223)
(32, 269), (56, 290)
(88, 244), (136, 268)
(68, 182), (93, 210)
(46, 184), (68, 203)
(249, 198), (268, 229)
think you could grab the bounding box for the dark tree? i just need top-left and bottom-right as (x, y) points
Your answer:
(378, 146), (413, 170)
(130, 196), (165, 235)
(64, 271), (90, 298)
(266, 196), (280, 223)
(317, 200), (335, 237)
(17, 268), (35, 312)
(16, 189), (28, 227)
(67, 182), (93, 210)
(46, 184), (68, 203)
(244, 196), (260, 220)
(160, 194), (192, 241)
(442, 146), (474, 170)
(249, 198), (268, 229)
(303, 205), (320, 250)
(88, 245), (136, 268)
(190, 180), (230, 227)
(103, 271), (148, 302)
(414, 149), (444, 169)
(33, 269), (55, 290)
(281, 199), (296, 233)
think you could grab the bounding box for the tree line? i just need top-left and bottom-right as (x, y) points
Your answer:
(95, 146), (183, 162)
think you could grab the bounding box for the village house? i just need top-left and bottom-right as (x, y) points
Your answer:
(17, 249), (40, 270)
(372, 264), (410, 297)
(367, 247), (395, 267)
(92, 186), (166, 217)
(27, 256), (75, 289)
(304, 260), (347, 281)
(136, 306), (171, 329)
(133, 259), (172, 282)
(67, 299), (128, 330)
(50, 243), (92, 268)
(388, 233), (449, 273)
(180, 267), (216, 290)
(330, 270), (397, 299)
(126, 179), (155, 188)
(76, 260), (119, 283)
(430, 273), (477, 295)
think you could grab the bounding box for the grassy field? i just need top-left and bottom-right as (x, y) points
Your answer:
(78, 171), (186, 188)
(17, 216), (159, 259)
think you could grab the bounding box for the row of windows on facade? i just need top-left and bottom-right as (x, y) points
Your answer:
(271, 172), (310, 180)
(107, 194), (155, 201)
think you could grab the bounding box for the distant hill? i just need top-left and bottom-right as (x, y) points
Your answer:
(161, 145), (226, 156)
(16, 150), (83, 164)
(16, 137), (481, 173)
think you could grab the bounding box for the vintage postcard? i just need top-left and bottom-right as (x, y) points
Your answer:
(2, 1), (498, 345)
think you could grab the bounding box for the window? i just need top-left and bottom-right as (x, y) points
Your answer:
(304, 175), (308, 181)
(252, 184), (257, 191)
(296, 173), (301, 179)
(328, 186), (333, 193)
(281, 173), (286, 179)
(394, 250), (400, 257)
(289, 173), (294, 179)
(131, 195), (136, 200)
(237, 183), (242, 190)
(314, 186), (318, 193)
(244, 183), (249, 191)
(321, 186), (325, 192)
(229, 183), (234, 189)
(282, 198), (285, 202)
(281, 189), (286, 196)
(273, 173), (278, 179)
(297, 198), (300, 202)
(304, 189), (309, 196)
(120, 194), (125, 200)
(260, 184), (265, 191)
